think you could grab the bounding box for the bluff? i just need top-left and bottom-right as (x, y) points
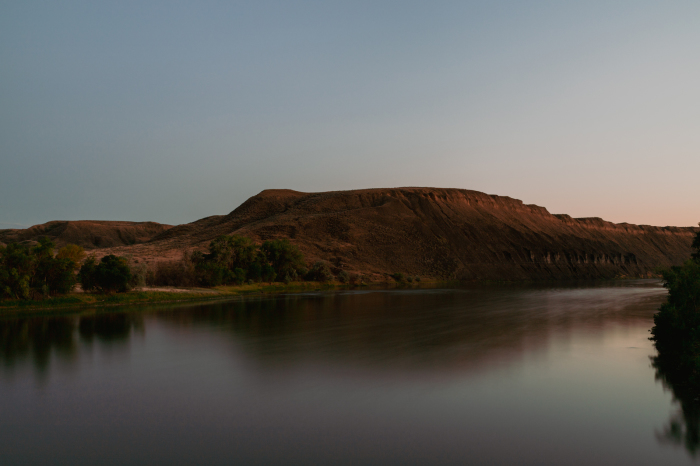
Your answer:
(0, 220), (172, 250)
(97, 187), (697, 281)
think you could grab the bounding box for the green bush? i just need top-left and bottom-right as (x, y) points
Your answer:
(190, 236), (307, 286)
(261, 263), (277, 283)
(307, 261), (333, 282)
(80, 255), (132, 293)
(56, 244), (86, 270)
(337, 270), (350, 283)
(0, 238), (78, 300)
(260, 239), (305, 279)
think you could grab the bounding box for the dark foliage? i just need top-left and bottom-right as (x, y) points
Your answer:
(0, 238), (78, 300)
(260, 239), (305, 279)
(307, 261), (333, 282)
(337, 270), (350, 283)
(189, 235), (306, 286)
(150, 257), (197, 287)
(79, 255), (132, 293)
(650, 226), (700, 456)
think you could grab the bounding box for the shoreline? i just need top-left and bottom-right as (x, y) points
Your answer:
(0, 280), (446, 316)
(0, 277), (663, 317)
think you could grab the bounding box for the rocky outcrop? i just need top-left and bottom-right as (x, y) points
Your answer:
(93, 187), (698, 280)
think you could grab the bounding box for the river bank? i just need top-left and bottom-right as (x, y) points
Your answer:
(0, 280), (451, 315)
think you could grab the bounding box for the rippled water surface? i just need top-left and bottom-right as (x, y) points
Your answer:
(0, 281), (694, 465)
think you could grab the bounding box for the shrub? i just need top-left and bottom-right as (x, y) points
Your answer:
(248, 261), (262, 282)
(391, 272), (405, 283)
(261, 263), (277, 283)
(80, 255), (132, 293)
(337, 270), (350, 283)
(152, 261), (180, 286)
(79, 256), (98, 292)
(233, 267), (247, 285)
(307, 261), (333, 282)
(129, 263), (148, 289)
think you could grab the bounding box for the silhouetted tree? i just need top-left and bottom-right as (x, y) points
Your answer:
(79, 255), (132, 293)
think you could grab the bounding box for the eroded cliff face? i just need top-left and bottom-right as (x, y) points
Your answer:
(93, 187), (697, 280)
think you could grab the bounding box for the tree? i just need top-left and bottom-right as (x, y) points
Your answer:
(79, 256), (98, 292)
(307, 261), (333, 282)
(0, 238), (78, 299)
(190, 235), (308, 286)
(260, 239), (305, 278)
(208, 235), (258, 271)
(79, 255), (132, 293)
(32, 238), (78, 296)
(57, 244), (86, 270)
(337, 270), (350, 283)
(0, 243), (34, 299)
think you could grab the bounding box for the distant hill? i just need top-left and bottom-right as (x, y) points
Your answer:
(82, 187), (697, 281)
(0, 220), (172, 250)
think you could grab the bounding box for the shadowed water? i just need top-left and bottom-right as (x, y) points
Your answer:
(0, 281), (693, 465)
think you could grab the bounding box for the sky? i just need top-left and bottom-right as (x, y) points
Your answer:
(1, 0), (698, 229)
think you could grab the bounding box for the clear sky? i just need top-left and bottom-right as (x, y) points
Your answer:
(1, 1), (698, 229)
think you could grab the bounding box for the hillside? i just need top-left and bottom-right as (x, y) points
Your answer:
(90, 187), (697, 281)
(0, 220), (172, 250)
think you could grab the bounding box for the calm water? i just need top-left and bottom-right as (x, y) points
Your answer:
(0, 281), (694, 465)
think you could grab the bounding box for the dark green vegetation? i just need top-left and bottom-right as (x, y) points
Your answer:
(0, 238), (79, 300)
(155, 235), (381, 287)
(79, 255), (133, 293)
(190, 236), (305, 286)
(651, 225), (700, 455)
(2, 235), (374, 309)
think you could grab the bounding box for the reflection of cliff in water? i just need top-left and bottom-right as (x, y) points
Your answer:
(0, 284), (663, 378)
(653, 351), (700, 457)
(155, 283), (665, 372)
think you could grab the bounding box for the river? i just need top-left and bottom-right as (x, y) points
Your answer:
(0, 280), (694, 465)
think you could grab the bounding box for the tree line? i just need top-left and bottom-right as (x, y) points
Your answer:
(1, 235), (351, 301)
(154, 235), (345, 287)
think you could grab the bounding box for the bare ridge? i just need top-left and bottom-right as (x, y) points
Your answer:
(5, 188), (696, 280)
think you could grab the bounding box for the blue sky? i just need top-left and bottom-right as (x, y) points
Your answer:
(1, 1), (698, 228)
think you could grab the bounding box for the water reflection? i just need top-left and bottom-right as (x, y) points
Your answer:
(0, 281), (665, 376)
(653, 351), (700, 456)
(153, 284), (666, 372)
(79, 313), (143, 344)
(0, 312), (144, 376)
(0, 316), (76, 375)
(1, 282), (688, 465)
